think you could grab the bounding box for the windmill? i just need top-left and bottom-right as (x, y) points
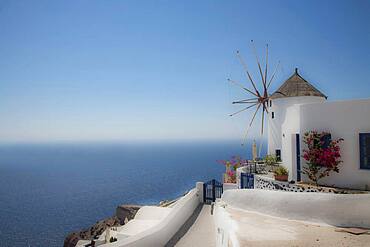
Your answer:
(228, 40), (280, 157)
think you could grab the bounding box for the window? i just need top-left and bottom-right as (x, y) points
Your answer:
(359, 133), (370, 169)
(275, 149), (281, 162)
(321, 134), (331, 149)
(270, 100), (272, 107)
(272, 112), (275, 119)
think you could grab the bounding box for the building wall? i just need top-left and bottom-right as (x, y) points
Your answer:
(267, 96), (325, 179)
(268, 96), (325, 155)
(281, 104), (301, 180)
(299, 99), (370, 190)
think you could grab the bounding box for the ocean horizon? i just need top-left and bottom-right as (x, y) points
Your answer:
(0, 140), (266, 247)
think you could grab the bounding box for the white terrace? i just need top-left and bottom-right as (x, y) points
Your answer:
(77, 180), (370, 247)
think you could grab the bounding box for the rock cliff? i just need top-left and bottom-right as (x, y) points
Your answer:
(63, 205), (141, 247)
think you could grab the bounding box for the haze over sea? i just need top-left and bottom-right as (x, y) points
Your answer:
(0, 140), (263, 247)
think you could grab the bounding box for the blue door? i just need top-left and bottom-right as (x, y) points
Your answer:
(203, 179), (223, 204)
(296, 133), (301, 181)
(240, 173), (254, 189)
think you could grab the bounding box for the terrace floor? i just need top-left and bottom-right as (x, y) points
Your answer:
(227, 207), (370, 247)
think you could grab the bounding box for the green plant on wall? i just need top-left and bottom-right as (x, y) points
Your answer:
(264, 155), (277, 166)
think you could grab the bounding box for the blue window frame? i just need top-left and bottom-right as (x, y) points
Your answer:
(321, 134), (331, 149)
(359, 133), (370, 170)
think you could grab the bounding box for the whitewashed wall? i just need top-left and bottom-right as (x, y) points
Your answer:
(221, 189), (370, 228)
(104, 187), (201, 247)
(280, 104), (300, 180)
(268, 96), (325, 157)
(214, 203), (238, 247)
(299, 99), (370, 190)
(223, 183), (238, 191)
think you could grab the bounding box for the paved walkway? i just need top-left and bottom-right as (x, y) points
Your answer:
(174, 204), (216, 247)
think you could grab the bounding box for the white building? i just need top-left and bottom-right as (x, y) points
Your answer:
(268, 68), (370, 190)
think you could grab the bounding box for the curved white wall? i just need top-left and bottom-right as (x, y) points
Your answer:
(214, 203), (238, 247)
(103, 188), (201, 247)
(221, 189), (370, 228)
(134, 206), (172, 220)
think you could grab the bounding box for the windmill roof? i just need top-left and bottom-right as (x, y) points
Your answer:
(271, 68), (327, 99)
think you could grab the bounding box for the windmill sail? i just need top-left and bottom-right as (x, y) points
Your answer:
(228, 41), (279, 156)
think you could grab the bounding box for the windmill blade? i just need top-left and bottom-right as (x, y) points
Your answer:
(251, 40), (266, 87)
(232, 101), (259, 104)
(267, 61), (280, 89)
(248, 103), (261, 128)
(264, 103), (269, 114)
(232, 98), (258, 104)
(230, 42), (277, 149)
(263, 44), (268, 94)
(274, 91), (287, 97)
(228, 78), (258, 97)
(261, 108), (265, 135)
(241, 104), (261, 145)
(262, 101), (269, 113)
(241, 103), (261, 145)
(256, 109), (266, 158)
(236, 51), (261, 96)
(229, 103), (258, 117)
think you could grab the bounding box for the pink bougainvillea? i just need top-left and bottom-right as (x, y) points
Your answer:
(302, 131), (343, 186)
(218, 156), (246, 183)
(227, 170), (235, 178)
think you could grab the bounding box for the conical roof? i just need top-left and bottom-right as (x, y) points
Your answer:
(271, 68), (327, 99)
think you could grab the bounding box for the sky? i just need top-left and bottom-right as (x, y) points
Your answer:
(0, 0), (369, 142)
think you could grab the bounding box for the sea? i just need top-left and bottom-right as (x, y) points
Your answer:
(0, 141), (264, 247)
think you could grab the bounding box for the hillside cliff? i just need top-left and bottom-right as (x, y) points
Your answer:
(63, 205), (141, 247)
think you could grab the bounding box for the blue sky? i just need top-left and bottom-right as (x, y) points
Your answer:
(0, 0), (369, 142)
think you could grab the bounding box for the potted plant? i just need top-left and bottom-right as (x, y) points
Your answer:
(274, 165), (289, 181)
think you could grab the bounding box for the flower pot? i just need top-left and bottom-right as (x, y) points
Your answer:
(274, 174), (288, 182)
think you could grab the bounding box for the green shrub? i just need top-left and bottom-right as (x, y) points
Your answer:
(264, 155), (277, 166)
(274, 165), (288, 176)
